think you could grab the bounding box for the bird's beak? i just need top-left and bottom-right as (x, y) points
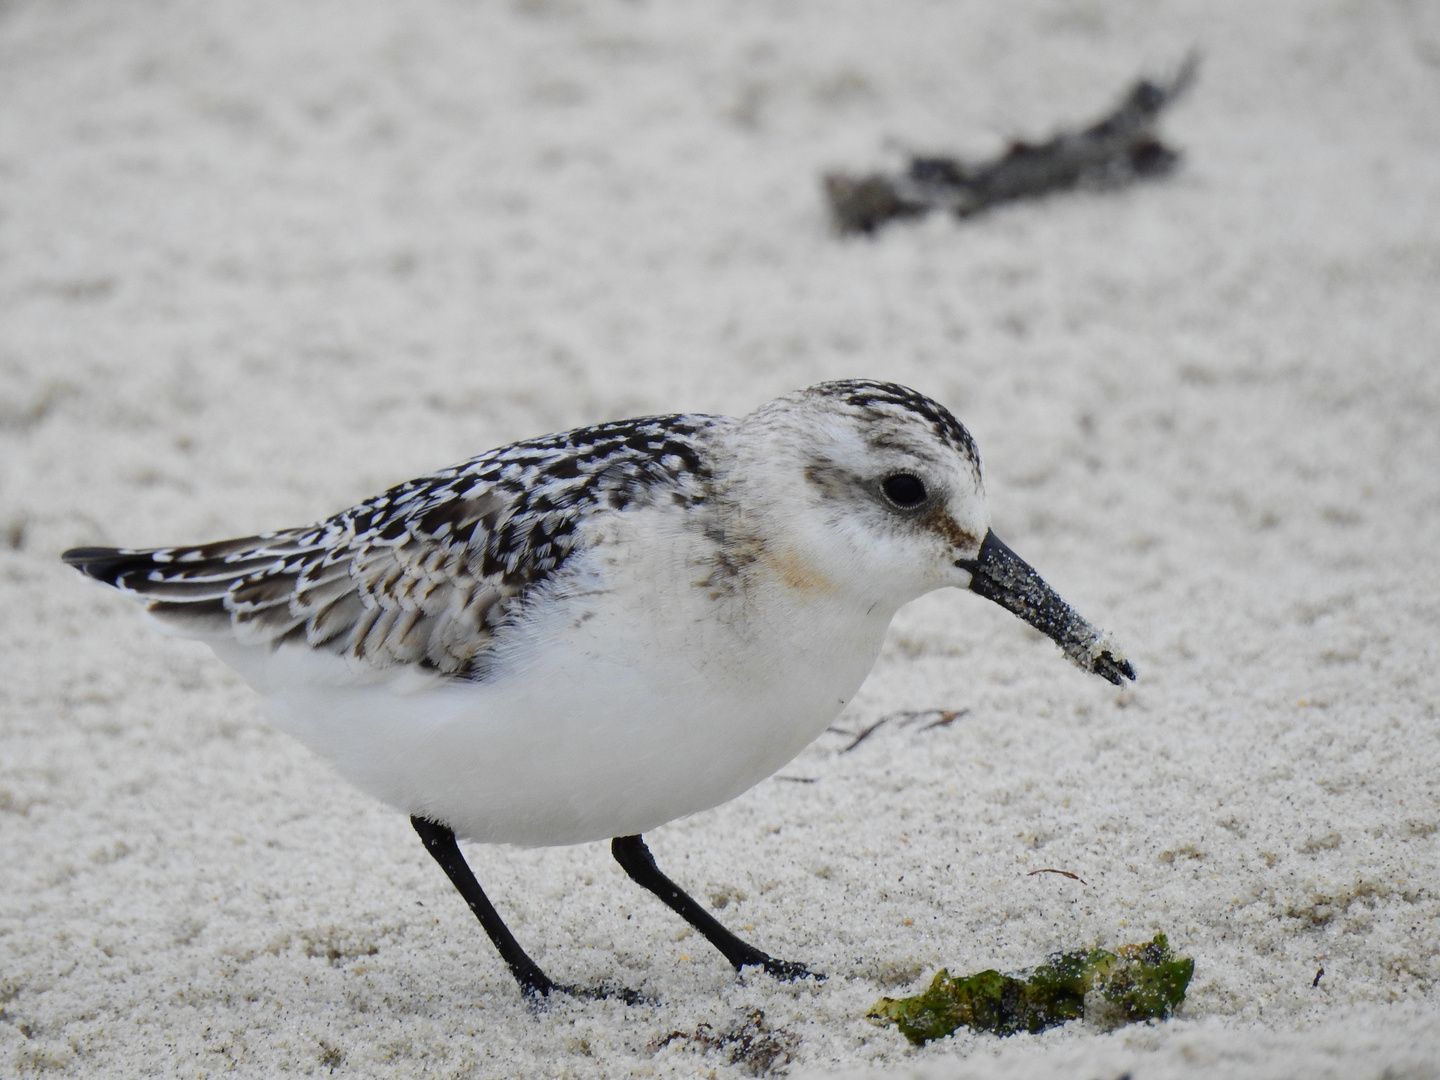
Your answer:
(956, 531), (1136, 686)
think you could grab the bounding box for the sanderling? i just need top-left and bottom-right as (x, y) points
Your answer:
(63, 379), (1133, 1000)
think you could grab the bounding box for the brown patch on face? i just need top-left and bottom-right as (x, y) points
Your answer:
(760, 544), (840, 597)
(930, 510), (982, 556)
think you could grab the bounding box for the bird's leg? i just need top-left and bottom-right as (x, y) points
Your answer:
(611, 834), (821, 981)
(411, 815), (558, 1000)
(412, 817), (651, 1006)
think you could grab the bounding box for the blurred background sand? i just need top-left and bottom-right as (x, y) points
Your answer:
(1, 1), (1437, 1076)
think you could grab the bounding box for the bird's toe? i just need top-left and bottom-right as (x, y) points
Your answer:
(750, 957), (825, 982)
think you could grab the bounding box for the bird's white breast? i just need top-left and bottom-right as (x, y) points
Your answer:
(212, 498), (897, 846)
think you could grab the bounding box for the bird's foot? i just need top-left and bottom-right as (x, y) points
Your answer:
(743, 956), (825, 982)
(528, 981), (654, 1007)
(576, 982), (657, 1006)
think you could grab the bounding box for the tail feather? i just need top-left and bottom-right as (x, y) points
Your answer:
(61, 537), (314, 641)
(62, 546), (169, 590)
(62, 521), (509, 676)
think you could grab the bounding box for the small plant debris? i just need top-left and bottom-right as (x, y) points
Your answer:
(316, 1040), (345, 1071)
(831, 708), (970, 753)
(825, 54), (1198, 235)
(867, 933), (1193, 1045)
(652, 1009), (801, 1077)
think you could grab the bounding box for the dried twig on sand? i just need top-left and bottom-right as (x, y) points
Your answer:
(825, 53), (1198, 235)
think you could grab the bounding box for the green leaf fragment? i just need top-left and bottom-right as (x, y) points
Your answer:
(868, 933), (1194, 1045)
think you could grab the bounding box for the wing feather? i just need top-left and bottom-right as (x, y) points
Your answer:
(62, 413), (721, 680)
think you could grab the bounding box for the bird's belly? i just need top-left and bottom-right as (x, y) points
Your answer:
(231, 582), (889, 846)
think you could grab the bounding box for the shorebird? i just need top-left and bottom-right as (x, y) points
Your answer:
(63, 380), (1133, 1000)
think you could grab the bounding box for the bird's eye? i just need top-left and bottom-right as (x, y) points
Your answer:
(880, 473), (928, 509)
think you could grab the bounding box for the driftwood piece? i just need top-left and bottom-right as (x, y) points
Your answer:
(825, 54), (1198, 235)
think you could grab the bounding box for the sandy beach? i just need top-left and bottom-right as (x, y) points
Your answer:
(2, 1), (1438, 1076)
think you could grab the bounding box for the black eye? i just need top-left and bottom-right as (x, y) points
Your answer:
(880, 473), (928, 508)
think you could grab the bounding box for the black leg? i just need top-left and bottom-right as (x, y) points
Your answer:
(411, 816), (558, 999)
(611, 834), (821, 981)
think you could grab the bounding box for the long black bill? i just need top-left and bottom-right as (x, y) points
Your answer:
(956, 531), (1136, 686)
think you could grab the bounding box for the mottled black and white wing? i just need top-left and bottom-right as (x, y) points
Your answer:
(63, 415), (720, 680)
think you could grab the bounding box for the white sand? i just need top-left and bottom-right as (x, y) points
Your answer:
(2, 1), (1438, 1076)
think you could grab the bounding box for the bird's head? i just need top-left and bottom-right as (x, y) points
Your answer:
(728, 380), (1134, 684)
